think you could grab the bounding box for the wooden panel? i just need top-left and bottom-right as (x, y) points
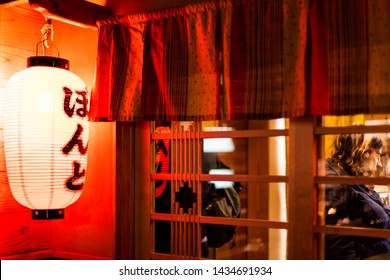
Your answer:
(0, 5), (46, 87)
(0, 212), (51, 257)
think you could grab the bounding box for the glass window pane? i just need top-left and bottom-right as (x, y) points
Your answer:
(317, 115), (390, 260)
(152, 120), (290, 259)
(202, 226), (287, 260)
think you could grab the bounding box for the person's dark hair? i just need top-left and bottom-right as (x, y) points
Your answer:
(366, 136), (383, 155)
(330, 134), (366, 176)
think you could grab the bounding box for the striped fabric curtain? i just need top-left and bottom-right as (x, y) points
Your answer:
(310, 0), (390, 115)
(90, 0), (309, 121)
(221, 0), (308, 119)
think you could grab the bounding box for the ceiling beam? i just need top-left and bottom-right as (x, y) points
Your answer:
(28, 0), (111, 29)
(0, 0), (28, 7)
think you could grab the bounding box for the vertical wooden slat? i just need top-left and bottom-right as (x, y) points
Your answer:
(184, 125), (187, 176)
(171, 122), (175, 256)
(170, 123), (176, 256)
(192, 122), (198, 258)
(179, 123), (182, 183)
(187, 124), (192, 259)
(179, 208), (183, 257)
(186, 209), (190, 258)
(187, 216), (191, 258)
(195, 121), (202, 258)
(175, 123), (179, 257)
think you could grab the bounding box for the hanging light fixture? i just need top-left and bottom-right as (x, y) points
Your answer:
(2, 19), (90, 219)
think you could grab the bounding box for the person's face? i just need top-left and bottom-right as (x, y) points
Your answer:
(362, 149), (382, 176)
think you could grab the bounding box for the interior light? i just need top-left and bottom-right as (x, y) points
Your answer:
(209, 168), (234, 189)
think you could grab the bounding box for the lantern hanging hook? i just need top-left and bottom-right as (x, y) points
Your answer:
(36, 18), (60, 58)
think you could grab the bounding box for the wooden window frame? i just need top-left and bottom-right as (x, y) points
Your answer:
(115, 116), (390, 259)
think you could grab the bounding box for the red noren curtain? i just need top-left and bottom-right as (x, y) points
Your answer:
(90, 0), (390, 122)
(91, 0), (308, 121)
(310, 0), (390, 116)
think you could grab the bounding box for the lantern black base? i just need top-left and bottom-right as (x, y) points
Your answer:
(32, 209), (64, 220)
(27, 56), (69, 70)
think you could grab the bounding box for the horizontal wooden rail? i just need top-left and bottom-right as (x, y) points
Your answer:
(150, 213), (288, 229)
(151, 129), (289, 140)
(315, 125), (390, 135)
(315, 175), (390, 185)
(315, 225), (390, 239)
(151, 173), (289, 183)
(200, 216), (288, 229)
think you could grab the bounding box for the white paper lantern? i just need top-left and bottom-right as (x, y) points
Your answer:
(3, 56), (90, 217)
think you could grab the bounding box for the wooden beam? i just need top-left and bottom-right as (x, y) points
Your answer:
(0, 0), (27, 7)
(28, 0), (111, 29)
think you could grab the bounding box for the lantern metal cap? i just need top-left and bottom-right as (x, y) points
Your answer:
(27, 56), (69, 70)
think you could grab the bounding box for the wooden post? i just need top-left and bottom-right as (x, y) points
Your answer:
(115, 121), (152, 259)
(115, 122), (136, 259)
(288, 116), (316, 259)
(134, 121), (152, 259)
(247, 120), (270, 259)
